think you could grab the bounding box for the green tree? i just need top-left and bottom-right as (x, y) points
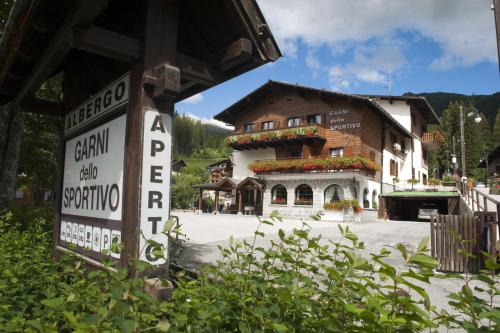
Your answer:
(492, 110), (500, 149)
(432, 101), (487, 178)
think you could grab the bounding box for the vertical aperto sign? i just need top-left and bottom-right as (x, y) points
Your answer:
(139, 108), (172, 265)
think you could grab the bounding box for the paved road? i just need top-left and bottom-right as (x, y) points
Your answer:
(171, 211), (498, 314)
(173, 212), (428, 270)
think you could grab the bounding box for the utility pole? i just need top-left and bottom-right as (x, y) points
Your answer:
(460, 105), (466, 177)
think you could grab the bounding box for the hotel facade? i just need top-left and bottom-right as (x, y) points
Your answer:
(196, 81), (441, 221)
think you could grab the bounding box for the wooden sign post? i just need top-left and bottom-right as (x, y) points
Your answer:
(0, 0), (281, 275)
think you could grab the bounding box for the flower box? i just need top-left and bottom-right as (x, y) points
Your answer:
(225, 126), (319, 146)
(271, 198), (287, 205)
(249, 156), (380, 174)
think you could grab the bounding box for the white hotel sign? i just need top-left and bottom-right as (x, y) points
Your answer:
(59, 73), (130, 263)
(61, 114), (125, 220)
(58, 72), (173, 267)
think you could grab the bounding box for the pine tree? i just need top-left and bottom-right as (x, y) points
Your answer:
(493, 110), (500, 149)
(432, 101), (488, 178)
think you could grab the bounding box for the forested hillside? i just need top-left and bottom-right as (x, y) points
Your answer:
(172, 113), (231, 163)
(406, 92), (500, 127)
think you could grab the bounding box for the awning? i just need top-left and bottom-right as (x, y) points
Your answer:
(382, 191), (460, 198)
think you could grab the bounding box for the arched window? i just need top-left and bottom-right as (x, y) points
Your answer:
(363, 188), (369, 208)
(271, 185), (287, 205)
(295, 184), (313, 205)
(324, 185), (343, 204)
(372, 190), (378, 209)
(351, 186), (358, 201)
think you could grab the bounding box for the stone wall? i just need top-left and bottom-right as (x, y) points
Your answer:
(263, 177), (355, 219)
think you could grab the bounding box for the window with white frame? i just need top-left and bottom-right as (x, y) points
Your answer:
(330, 148), (344, 157)
(271, 185), (287, 205)
(287, 117), (300, 127)
(262, 121), (274, 130)
(307, 114), (321, 124)
(295, 184), (313, 205)
(244, 123), (255, 133)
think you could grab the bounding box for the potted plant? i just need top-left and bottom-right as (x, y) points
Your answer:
(490, 177), (500, 195)
(407, 178), (418, 191)
(427, 178), (441, 192)
(323, 199), (362, 222)
(294, 198), (313, 206)
(271, 198), (286, 205)
(392, 177), (399, 191)
(442, 175), (458, 187)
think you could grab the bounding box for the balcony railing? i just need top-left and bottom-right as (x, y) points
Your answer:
(225, 125), (326, 150)
(248, 156), (380, 175)
(422, 130), (444, 150)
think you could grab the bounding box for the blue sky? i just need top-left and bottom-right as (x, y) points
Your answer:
(177, 0), (499, 128)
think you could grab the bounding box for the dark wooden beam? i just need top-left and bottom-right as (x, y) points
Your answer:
(14, 0), (108, 102)
(20, 98), (63, 116)
(219, 38), (252, 71)
(177, 54), (218, 87)
(73, 25), (142, 63)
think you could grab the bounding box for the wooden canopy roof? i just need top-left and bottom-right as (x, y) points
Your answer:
(0, 0), (281, 109)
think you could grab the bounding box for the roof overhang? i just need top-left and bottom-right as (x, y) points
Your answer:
(361, 95), (440, 125)
(214, 80), (412, 138)
(0, 0), (282, 106)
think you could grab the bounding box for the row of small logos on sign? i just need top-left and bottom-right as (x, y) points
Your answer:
(60, 221), (121, 258)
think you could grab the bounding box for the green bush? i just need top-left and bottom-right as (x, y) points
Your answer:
(0, 210), (169, 332)
(0, 209), (498, 332)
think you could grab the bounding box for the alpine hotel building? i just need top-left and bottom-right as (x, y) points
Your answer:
(196, 81), (441, 221)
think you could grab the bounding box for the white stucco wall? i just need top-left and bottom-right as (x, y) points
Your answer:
(358, 178), (381, 209)
(232, 148), (276, 180)
(377, 100), (411, 132)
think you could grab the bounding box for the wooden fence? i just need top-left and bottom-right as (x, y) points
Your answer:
(430, 214), (498, 273)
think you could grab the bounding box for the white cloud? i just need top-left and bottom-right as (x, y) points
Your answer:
(258, 0), (497, 73)
(180, 93), (204, 104)
(183, 112), (234, 131)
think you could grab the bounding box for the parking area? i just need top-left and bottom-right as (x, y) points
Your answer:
(171, 211), (495, 313)
(172, 211), (429, 271)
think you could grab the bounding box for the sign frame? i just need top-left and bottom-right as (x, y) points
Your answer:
(56, 73), (131, 265)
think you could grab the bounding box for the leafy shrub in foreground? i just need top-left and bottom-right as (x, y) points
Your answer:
(0, 211), (169, 332)
(0, 209), (498, 332)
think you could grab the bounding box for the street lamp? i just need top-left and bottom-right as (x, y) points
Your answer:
(459, 105), (481, 177)
(480, 156), (489, 186)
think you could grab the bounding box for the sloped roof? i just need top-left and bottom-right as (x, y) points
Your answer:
(214, 80), (413, 137)
(357, 94), (440, 124)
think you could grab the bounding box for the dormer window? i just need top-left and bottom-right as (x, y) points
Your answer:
(244, 123), (255, 133)
(287, 117), (300, 127)
(307, 114), (321, 124)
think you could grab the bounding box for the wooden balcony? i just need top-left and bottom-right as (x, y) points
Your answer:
(248, 155), (380, 175)
(225, 125), (326, 151)
(422, 131), (444, 151)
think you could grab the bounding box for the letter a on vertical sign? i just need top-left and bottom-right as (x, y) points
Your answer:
(139, 109), (172, 265)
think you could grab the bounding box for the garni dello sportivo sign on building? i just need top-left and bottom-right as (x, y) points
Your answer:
(328, 108), (361, 131)
(59, 73), (130, 261)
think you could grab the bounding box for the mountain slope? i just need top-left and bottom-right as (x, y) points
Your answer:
(405, 92), (500, 126)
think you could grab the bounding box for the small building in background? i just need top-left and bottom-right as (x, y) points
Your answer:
(206, 158), (233, 183)
(171, 160), (187, 176)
